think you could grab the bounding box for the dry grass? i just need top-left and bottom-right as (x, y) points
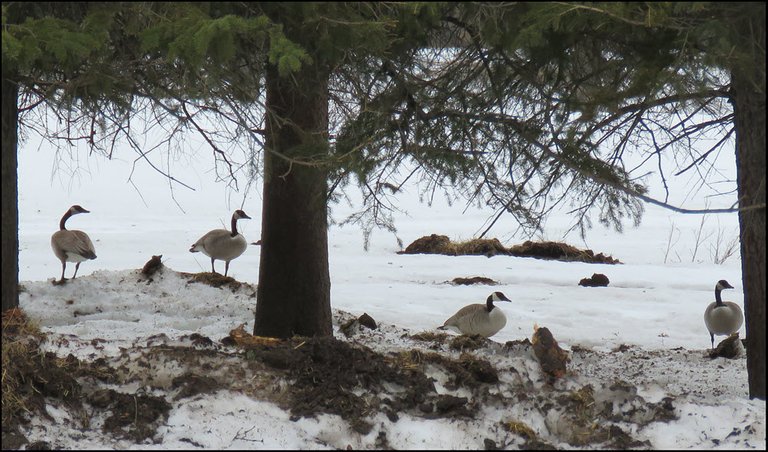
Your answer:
(2, 308), (45, 422)
(502, 420), (538, 440)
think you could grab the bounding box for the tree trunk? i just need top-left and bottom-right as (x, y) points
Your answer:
(254, 63), (332, 338)
(730, 7), (766, 400)
(1, 71), (19, 312)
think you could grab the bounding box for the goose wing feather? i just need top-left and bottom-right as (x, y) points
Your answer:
(191, 229), (247, 260)
(52, 230), (96, 260)
(443, 303), (486, 327)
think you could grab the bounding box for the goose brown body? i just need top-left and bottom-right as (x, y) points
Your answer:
(703, 280), (743, 349)
(190, 210), (251, 276)
(51, 205), (96, 283)
(439, 291), (512, 338)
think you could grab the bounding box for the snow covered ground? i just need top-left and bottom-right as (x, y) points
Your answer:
(13, 132), (765, 449)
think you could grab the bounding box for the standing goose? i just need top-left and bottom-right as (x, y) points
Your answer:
(51, 205), (97, 283)
(190, 209), (251, 277)
(704, 279), (743, 349)
(438, 291), (512, 338)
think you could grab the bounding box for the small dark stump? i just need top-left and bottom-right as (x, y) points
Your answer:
(141, 254), (164, 277)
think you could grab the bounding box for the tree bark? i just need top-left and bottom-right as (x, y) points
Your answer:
(730, 6), (766, 400)
(1, 70), (19, 312)
(254, 63), (332, 338)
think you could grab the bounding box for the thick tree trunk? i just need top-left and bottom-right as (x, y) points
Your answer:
(254, 63), (332, 338)
(730, 7), (766, 400)
(1, 71), (19, 312)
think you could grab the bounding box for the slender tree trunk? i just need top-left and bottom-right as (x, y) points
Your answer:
(730, 6), (766, 400)
(1, 71), (19, 312)
(254, 63), (332, 338)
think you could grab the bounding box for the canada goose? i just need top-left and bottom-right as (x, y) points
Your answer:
(438, 291), (512, 338)
(51, 205), (97, 283)
(704, 279), (743, 349)
(190, 209), (251, 276)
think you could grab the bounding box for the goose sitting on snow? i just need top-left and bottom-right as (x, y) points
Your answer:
(190, 210), (251, 277)
(51, 205), (97, 283)
(438, 291), (512, 338)
(704, 279), (743, 349)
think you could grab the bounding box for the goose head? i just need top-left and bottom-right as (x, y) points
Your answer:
(69, 205), (90, 215)
(716, 280), (734, 291)
(486, 291), (512, 310)
(234, 210), (251, 220)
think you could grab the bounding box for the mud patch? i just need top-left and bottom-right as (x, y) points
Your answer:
(172, 373), (222, 401)
(424, 352), (499, 389)
(243, 336), (437, 433)
(88, 389), (171, 442)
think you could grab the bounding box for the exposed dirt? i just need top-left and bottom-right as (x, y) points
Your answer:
(239, 335), (487, 434)
(578, 273), (611, 287)
(5, 309), (699, 450)
(400, 235), (621, 264)
(180, 271), (258, 293)
(88, 389), (171, 442)
(450, 276), (498, 285)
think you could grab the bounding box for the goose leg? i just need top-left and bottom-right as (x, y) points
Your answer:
(59, 261), (67, 283)
(224, 261), (230, 277)
(210, 258), (216, 274)
(710, 332), (715, 349)
(73, 262), (81, 279)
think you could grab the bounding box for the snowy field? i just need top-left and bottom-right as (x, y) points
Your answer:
(13, 131), (765, 449)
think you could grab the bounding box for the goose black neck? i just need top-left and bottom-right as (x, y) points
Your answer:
(486, 297), (495, 312)
(59, 211), (72, 231)
(230, 216), (239, 237)
(715, 287), (724, 306)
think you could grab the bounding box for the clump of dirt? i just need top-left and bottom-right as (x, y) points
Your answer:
(453, 238), (510, 257)
(451, 276), (498, 285)
(509, 241), (621, 264)
(399, 234), (454, 254)
(578, 273), (610, 287)
(400, 235), (621, 264)
(88, 389), (171, 442)
(339, 313), (378, 337)
(140, 255), (164, 279)
(182, 271), (256, 293)
(399, 235), (509, 257)
(531, 326), (570, 383)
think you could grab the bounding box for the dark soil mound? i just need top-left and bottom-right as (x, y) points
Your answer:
(241, 336), (505, 432)
(399, 234), (454, 254)
(509, 241), (621, 264)
(578, 273), (611, 287)
(399, 235), (509, 257)
(400, 235), (621, 264)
